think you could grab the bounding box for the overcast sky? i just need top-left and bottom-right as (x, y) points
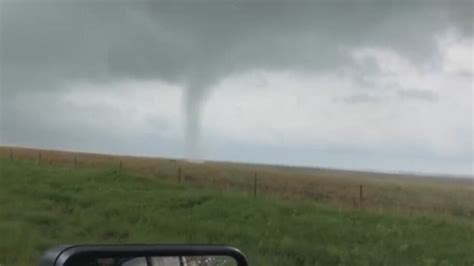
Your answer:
(1, 0), (473, 176)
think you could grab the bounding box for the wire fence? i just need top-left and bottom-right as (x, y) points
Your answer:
(1, 146), (472, 219)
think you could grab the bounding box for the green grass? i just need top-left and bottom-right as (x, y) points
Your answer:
(0, 159), (473, 265)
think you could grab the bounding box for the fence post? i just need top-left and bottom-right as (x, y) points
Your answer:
(178, 166), (182, 184)
(38, 151), (42, 165)
(119, 160), (122, 171)
(74, 156), (77, 168)
(254, 173), (258, 198)
(359, 184), (363, 209)
(9, 148), (13, 160)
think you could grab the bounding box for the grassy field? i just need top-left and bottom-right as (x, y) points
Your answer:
(1, 146), (473, 220)
(0, 159), (473, 265)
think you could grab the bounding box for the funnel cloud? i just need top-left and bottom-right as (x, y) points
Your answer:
(184, 84), (207, 160)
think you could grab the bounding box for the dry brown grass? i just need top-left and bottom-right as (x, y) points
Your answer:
(1, 145), (472, 220)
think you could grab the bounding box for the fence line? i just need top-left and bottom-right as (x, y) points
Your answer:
(3, 149), (374, 213)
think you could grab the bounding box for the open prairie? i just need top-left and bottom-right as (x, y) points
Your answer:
(1, 146), (472, 220)
(1, 159), (474, 265)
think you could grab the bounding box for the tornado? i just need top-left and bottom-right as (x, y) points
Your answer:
(184, 79), (210, 162)
(184, 88), (201, 160)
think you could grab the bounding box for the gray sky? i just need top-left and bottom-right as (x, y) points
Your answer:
(1, 0), (473, 176)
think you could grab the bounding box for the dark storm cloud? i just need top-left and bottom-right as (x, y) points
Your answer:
(1, 0), (472, 96)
